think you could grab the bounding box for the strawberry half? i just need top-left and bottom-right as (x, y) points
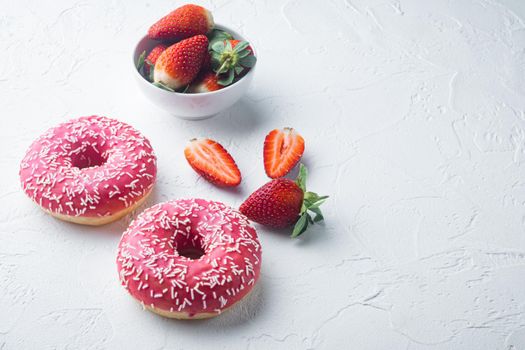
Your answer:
(264, 127), (305, 178)
(240, 164), (327, 237)
(153, 35), (208, 90)
(188, 71), (223, 93)
(148, 4), (214, 41)
(184, 138), (241, 187)
(144, 44), (167, 79)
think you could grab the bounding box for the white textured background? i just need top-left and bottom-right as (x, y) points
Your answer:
(1, 0), (525, 349)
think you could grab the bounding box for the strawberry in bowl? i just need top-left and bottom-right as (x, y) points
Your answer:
(148, 4), (214, 41)
(133, 4), (257, 119)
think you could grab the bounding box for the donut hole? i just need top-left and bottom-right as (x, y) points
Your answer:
(71, 144), (107, 169)
(175, 237), (205, 260)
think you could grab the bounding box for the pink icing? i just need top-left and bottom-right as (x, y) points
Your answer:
(19, 115), (157, 218)
(116, 198), (262, 317)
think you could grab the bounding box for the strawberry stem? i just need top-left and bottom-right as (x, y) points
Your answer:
(291, 164), (328, 238)
(216, 58), (231, 77)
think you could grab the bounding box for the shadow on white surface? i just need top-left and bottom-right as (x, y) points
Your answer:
(193, 97), (268, 135)
(257, 220), (329, 247)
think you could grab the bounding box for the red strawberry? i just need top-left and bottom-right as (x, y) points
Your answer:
(188, 71), (222, 93)
(264, 127), (305, 178)
(241, 178), (303, 228)
(148, 4), (214, 41)
(184, 138), (241, 187)
(240, 164), (327, 237)
(201, 52), (212, 71)
(144, 44), (167, 77)
(154, 35), (208, 90)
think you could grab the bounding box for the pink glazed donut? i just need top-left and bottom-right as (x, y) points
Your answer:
(19, 115), (157, 225)
(116, 198), (262, 319)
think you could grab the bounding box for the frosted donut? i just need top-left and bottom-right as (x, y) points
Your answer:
(19, 115), (157, 225)
(116, 198), (262, 319)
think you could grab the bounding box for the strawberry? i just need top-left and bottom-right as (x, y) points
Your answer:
(184, 138), (241, 187)
(201, 52), (212, 71)
(143, 44), (167, 79)
(210, 39), (256, 86)
(148, 4), (214, 41)
(264, 127), (305, 178)
(153, 35), (208, 90)
(240, 164), (327, 237)
(188, 71), (223, 93)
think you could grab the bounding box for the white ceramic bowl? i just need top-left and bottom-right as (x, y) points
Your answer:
(132, 24), (256, 120)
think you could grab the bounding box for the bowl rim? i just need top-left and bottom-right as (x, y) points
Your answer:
(132, 23), (257, 97)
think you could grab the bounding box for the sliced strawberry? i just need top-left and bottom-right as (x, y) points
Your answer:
(184, 138), (241, 187)
(264, 127), (305, 178)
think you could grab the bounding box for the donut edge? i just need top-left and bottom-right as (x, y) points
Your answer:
(142, 281), (259, 320)
(145, 305), (220, 319)
(45, 188), (153, 226)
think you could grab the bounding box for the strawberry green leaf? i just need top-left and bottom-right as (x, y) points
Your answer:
(207, 29), (233, 48)
(137, 50), (146, 72)
(306, 214), (314, 225)
(211, 52), (222, 70)
(217, 59), (231, 74)
(234, 66), (244, 75)
(295, 164), (307, 192)
(293, 164), (329, 237)
(211, 41), (225, 53)
(304, 191), (319, 203)
(239, 55), (257, 68)
(300, 202), (308, 215)
(233, 41), (249, 53)
(218, 69), (235, 86)
(291, 213), (309, 238)
(309, 196), (329, 209)
(309, 207), (324, 222)
(148, 67), (154, 82)
(144, 59), (155, 82)
(225, 40), (233, 51)
(152, 81), (175, 92)
(237, 49), (252, 59)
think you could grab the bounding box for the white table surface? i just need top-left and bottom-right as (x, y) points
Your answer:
(2, 0), (525, 349)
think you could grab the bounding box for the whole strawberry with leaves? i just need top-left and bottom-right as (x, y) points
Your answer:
(210, 39), (256, 86)
(240, 164), (327, 237)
